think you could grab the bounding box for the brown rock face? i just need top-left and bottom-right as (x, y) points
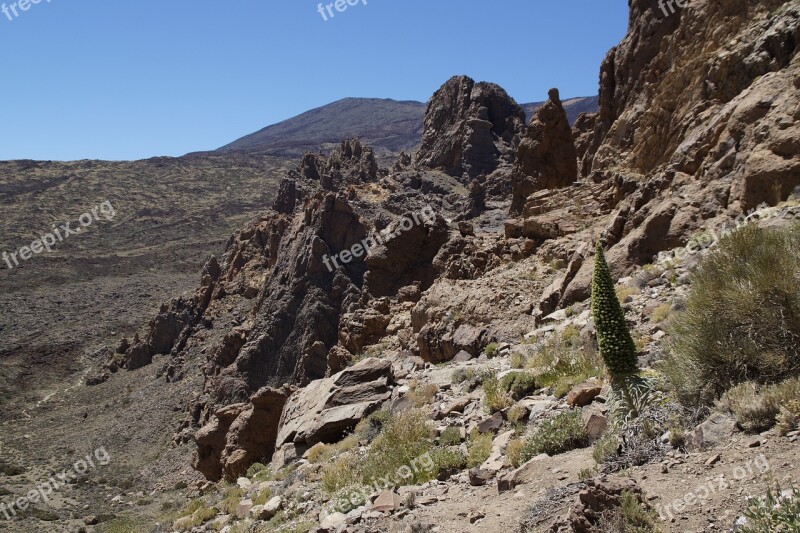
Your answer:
(414, 75), (526, 181)
(193, 386), (291, 482)
(510, 88), (578, 214)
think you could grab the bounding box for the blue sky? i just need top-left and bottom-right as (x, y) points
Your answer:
(0, 1), (629, 161)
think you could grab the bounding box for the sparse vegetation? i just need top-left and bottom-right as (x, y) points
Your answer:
(739, 483), (800, 532)
(530, 331), (604, 399)
(484, 342), (499, 358)
(510, 351), (527, 369)
(466, 431), (494, 468)
(320, 408), (439, 494)
(592, 431), (619, 464)
(507, 403), (528, 424)
(482, 372), (514, 412)
(521, 411), (589, 461)
(500, 371), (537, 400)
(408, 382), (439, 407)
(439, 426), (463, 446)
(716, 378), (800, 433)
(506, 438), (524, 467)
(662, 224), (800, 406)
(650, 303), (671, 324)
(429, 447), (467, 476)
(598, 490), (662, 532)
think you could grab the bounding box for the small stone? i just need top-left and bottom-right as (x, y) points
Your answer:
(372, 491), (401, 513)
(236, 476), (252, 489)
(705, 454), (721, 466)
(748, 439), (762, 448)
(468, 509), (486, 524)
(83, 516), (98, 525)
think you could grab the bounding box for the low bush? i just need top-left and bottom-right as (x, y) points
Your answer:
(592, 432), (619, 464)
(484, 342), (499, 358)
(597, 490), (662, 532)
(500, 371), (537, 400)
(662, 224), (800, 406)
(507, 403), (528, 424)
(482, 373), (514, 413)
(408, 382), (439, 407)
(506, 438), (524, 468)
(466, 431), (493, 468)
(306, 443), (333, 464)
(429, 447), (466, 476)
(521, 411), (589, 461)
(739, 484), (800, 532)
(716, 377), (800, 433)
(510, 352), (527, 369)
(530, 334), (604, 399)
(439, 426), (462, 446)
(361, 409), (435, 485)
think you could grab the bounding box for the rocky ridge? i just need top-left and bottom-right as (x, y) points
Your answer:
(77, 0), (800, 531)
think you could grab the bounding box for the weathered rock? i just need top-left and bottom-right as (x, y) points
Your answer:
(275, 358), (393, 448)
(687, 412), (738, 451)
(372, 491), (401, 513)
(566, 382), (602, 407)
(476, 412), (504, 434)
(510, 89), (577, 215)
(468, 468), (494, 486)
(497, 453), (549, 493)
(414, 75), (526, 181)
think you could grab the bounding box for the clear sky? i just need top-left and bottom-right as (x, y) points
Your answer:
(0, 0), (629, 161)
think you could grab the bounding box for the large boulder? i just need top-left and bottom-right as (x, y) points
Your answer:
(275, 358), (393, 448)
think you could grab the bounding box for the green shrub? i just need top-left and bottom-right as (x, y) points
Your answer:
(592, 243), (638, 378)
(506, 438), (524, 467)
(650, 303), (671, 324)
(507, 403), (528, 424)
(597, 491), (662, 532)
(485, 342), (499, 358)
(439, 426), (462, 446)
(482, 373), (513, 413)
(521, 411), (589, 461)
(592, 431), (619, 464)
(466, 431), (494, 468)
(739, 484), (800, 532)
(360, 409), (435, 485)
(320, 454), (360, 494)
(500, 372), (537, 400)
(716, 378), (800, 433)
(429, 447), (466, 476)
(306, 443), (333, 464)
(531, 333), (604, 398)
(245, 462), (267, 478)
(510, 352), (527, 369)
(662, 224), (800, 406)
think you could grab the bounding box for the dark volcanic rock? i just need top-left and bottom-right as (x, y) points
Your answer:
(414, 75), (526, 181)
(510, 88), (578, 214)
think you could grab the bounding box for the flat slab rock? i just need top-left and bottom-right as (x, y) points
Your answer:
(275, 358), (393, 447)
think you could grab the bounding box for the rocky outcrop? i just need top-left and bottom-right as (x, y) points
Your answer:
(510, 88), (578, 214)
(414, 75), (526, 181)
(274, 358), (392, 449)
(194, 386), (291, 481)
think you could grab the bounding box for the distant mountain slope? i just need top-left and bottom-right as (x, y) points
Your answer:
(217, 98), (426, 160)
(216, 95), (598, 159)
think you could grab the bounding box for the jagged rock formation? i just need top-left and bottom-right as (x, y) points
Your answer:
(516, 0), (800, 311)
(117, 1), (800, 488)
(414, 75), (526, 181)
(510, 88), (578, 215)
